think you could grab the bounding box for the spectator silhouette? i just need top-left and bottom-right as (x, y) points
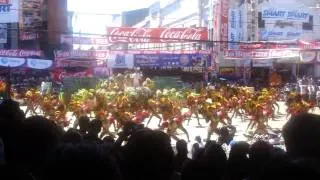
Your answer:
(62, 128), (82, 144)
(174, 139), (190, 172)
(83, 119), (103, 144)
(283, 113), (320, 161)
(13, 116), (63, 178)
(42, 144), (120, 180)
(226, 141), (250, 180)
(122, 129), (174, 180)
(78, 116), (90, 136)
(0, 165), (35, 180)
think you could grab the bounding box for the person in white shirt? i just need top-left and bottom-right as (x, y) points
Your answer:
(131, 71), (142, 87)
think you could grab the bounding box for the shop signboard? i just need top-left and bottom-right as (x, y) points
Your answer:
(261, 6), (310, 22)
(300, 51), (316, 63)
(19, 0), (43, 40)
(0, 0), (19, 23)
(134, 54), (211, 68)
(107, 54), (134, 69)
(0, 24), (7, 43)
(224, 49), (300, 59)
(106, 27), (208, 43)
(0, 49), (42, 57)
(27, 58), (52, 69)
(220, 0), (229, 51)
(0, 57), (25, 67)
(61, 35), (110, 45)
(260, 27), (302, 41)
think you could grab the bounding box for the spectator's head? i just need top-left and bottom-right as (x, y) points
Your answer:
(87, 119), (102, 136)
(62, 129), (82, 144)
(0, 165), (35, 180)
(123, 129), (174, 180)
(249, 140), (273, 163)
(103, 135), (115, 145)
(176, 139), (188, 156)
(229, 141), (250, 159)
(0, 100), (25, 128)
(78, 116), (90, 133)
(43, 144), (120, 180)
(283, 113), (320, 159)
(13, 116), (63, 176)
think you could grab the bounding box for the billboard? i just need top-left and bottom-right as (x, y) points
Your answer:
(0, 0), (19, 23)
(220, 0), (229, 51)
(106, 27), (208, 43)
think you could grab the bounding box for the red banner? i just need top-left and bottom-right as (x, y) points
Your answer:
(55, 59), (106, 68)
(299, 40), (320, 49)
(220, 0), (229, 51)
(20, 32), (40, 41)
(0, 49), (42, 57)
(106, 27), (208, 43)
(61, 35), (110, 45)
(51, 69), (94, 82)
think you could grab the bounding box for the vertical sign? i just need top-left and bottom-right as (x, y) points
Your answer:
(0, 0), (19, 23)
(220, 0), (229, 51)
(228, 8), (244, 50)
(0, 24), (7, 43)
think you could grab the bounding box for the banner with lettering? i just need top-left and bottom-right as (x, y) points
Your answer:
(61, 35), (110, 45)
(106, 27), (208, 43)
(19, 0), (44, 40)
(0, 49), (42, 57)
(224, 49), (300, 59)
(220, 0), (229, 51)
(0, 0), (19, 23)
(228, 8), (244, 50)
(134, 54), (211, 67)
(55, 59), (107, 68)
(51, 69), (94, 82)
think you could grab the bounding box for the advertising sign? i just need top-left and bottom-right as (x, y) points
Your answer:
(0, 24), (7, 43)
(220, 0), (229, 51)
(134, 54), (211, 67)
(252, 59), (273, 67)
(108, 54), (134, 69)
(55, 50), (110, 60)
(300, 51), (316, 63)
(106, 27), (208, 43)
(19, 0), (43, 40)
(0, 49), (42, 57)
(0, 0), (19, 23)
(61, 35), (110, 45)
(260, 27), (302, 41)
(261, 6), (310, 22)
(224, 49), (300, 59)
(27, 58), (52, 69)
(56, 59), (106, 68)
(51, 69), (94, 82)
(228, 8), (244, 49)
(0, 57), (25, 67)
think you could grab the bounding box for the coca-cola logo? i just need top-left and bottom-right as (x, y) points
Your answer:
(160, 28), (204, 42)
(108, 28), (151, 43)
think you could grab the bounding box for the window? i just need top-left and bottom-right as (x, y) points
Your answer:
(303, 16), (313, 30)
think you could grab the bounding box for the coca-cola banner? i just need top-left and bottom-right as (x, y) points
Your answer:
(61, 35), (110, 45)
(51, 69), (94, 82)
(224, 49), (300, 59)
(0, 49), (42, 57)
(106, 27), (208, 43)
(134, 54), (211, 67)
(220, 0), (229, 51)
(55, 59), (107, 68)
(27, 58), (53, 69)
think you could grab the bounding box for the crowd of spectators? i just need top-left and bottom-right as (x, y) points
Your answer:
(0, 99), (320, 180)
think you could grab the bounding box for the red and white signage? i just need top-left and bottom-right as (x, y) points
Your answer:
(299, 40), (320, 50)
(51, 69), (94, 82)
(20, 32), (40, 41)
(224, 49), (300, 59)
(106, 27), (208, 43)
(0, 49), (42, 57)
(61, 35), (110, 45)
(220, 0), (229, 51)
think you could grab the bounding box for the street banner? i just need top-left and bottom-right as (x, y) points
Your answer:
(106, 27), (208, 43)
(134, 54), (211, 67)
(54, 50), (211, 60)
(0, 49), (42, 57)
(19, 0), (43, 40)
(61, 35), (110, 45)
(51, 69), (94, 82)
(107, 54), (134, 69)
(224, 49), (300, 59)
(0, 24), (7, 43)
(299, 40), (320, 49)
(27, 58), (53, 69)
(55, 59), (106, 68)
(0, 57), (25, 67)
(220, 0), (229, 51)
(0, 0), (19, 23)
